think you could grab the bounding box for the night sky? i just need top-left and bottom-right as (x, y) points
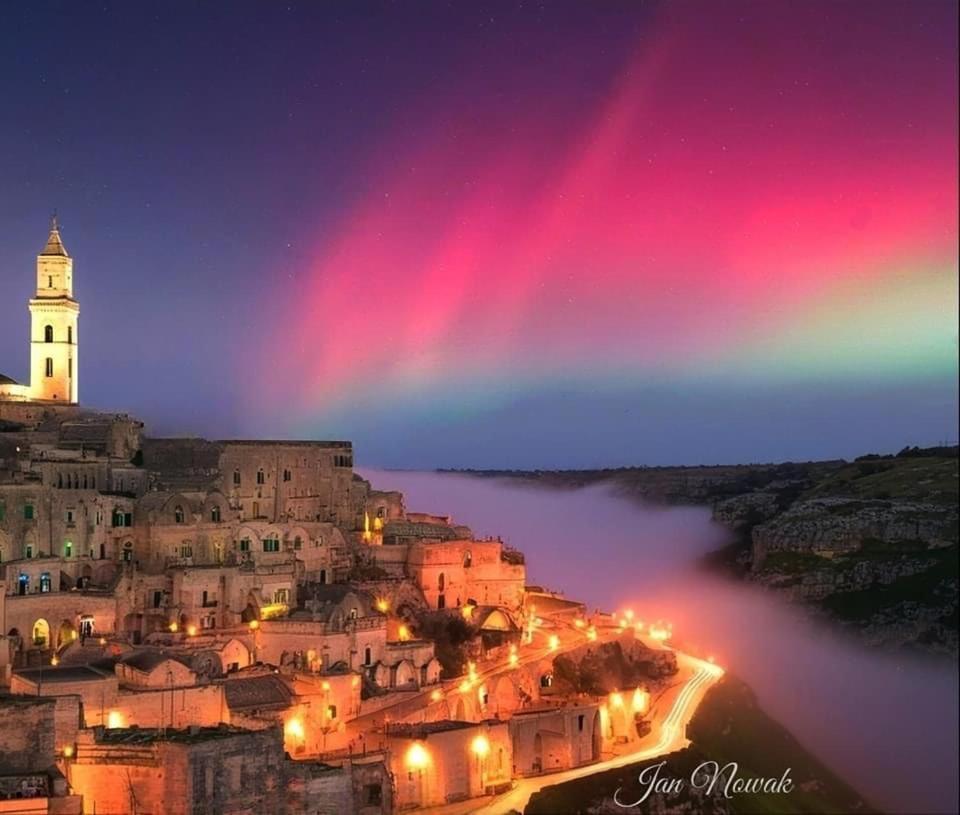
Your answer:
(0, 1), (956, 468)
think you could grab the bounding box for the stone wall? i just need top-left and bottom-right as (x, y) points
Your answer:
(0, 695), (57, 772)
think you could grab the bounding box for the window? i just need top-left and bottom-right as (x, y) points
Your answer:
(122, 542), (133, 562)
(174, 505), (185, 524)
(233, 470), (241, 486)
(273, 588), (289, 604)
(45, 358), (53, 377)
(153, 591), (163, 609)
(364, 784), (382, 807)
(578, 714), (585, 732)
(262, 538), (280, 552)
(256, 469), (265, 485)
(66, 509), (74, 524)
(437, 594), (445, 610)
(0, 502), (5, 521)
(349, 608), (358, 620)
(40, 572), (52, 593)
(180, 544), (193, 558)
(319, 568), (327, 585)
(463, 551), (472, 568)
(68, 326), (73, 344)
(64, 541), (72, 558)
(210, 506), (221, 522)
(26, 544), (34, 559)
(112, 511), (132, 527)
(327, 704), (337, 720)
(252, 501), (259, 518)
(364, 646), (372, 665)
(44, 325), (53, 343)
(293, 536), (302, 550)
(239, 538), (251, 552)
(438, 573), (445, 591)
(68, 358), (72, 378)
(47, 275), (53, 288)
(540, 673), (553, 688)
(24, 504), (34, 520)
(282, 469), (291, 482)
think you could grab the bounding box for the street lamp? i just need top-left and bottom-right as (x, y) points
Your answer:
(471, 734), (490, 795)
(406, 742), (429, 806)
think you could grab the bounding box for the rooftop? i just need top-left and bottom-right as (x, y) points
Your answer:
(96, 724), (260, 745)
(15, 664), (114, 684)
(224, 674), (292, 710)
(40, 221), (68, 257)
(119, 650), (193, 673)
(386, 719), (496, 739)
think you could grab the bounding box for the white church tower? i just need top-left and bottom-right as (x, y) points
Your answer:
(29, 216), (79, 403)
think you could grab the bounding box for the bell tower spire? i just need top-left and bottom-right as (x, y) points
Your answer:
(29, 214), (79, 402)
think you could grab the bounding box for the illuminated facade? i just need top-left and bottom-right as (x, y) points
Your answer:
(0, 218), (79, 404)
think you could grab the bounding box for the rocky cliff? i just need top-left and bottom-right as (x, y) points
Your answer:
(712, 450), (959, 655)
(461, 446), (960, 656)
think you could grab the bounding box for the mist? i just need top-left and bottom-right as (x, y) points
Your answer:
(361, 469), (960, 814)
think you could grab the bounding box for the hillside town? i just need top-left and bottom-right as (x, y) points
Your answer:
(0, 222), (720, 814)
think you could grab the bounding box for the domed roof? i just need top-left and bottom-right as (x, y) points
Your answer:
(0, 373), (19, 386)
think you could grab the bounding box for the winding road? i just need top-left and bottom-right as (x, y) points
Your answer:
(422, 651), (723, 814)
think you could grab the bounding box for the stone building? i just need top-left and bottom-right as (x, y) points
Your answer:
(385, 720), (512, 808)
(0, 695), (82, 814)
(68, 725), (285, 815)
(285, 755), (392, 815)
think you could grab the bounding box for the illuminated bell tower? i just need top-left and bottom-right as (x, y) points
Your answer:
(29, 216), (79, 403)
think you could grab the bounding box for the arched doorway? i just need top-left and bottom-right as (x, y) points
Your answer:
(57, 620), (77, 649)
(32, 619), (50, 648)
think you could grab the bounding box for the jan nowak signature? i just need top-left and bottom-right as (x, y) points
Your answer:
(613, 760), (795, 807)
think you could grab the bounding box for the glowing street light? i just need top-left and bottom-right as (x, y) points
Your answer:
(284, 717), (305, 745)
(430, 689), (443, 702)
(548, 634), (560, 651)
(107, 711), (123, 729)
(186, 624), (198, 637)
(406, 742), (429, 769)
(375, 598), (390, 613)
(168, 621), (179, 633)
(632, 687), (649, 713)
(471, 734), (490, 757)
(586, 626), (598, 642)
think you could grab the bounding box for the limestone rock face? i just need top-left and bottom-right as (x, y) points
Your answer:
(552, 636), (678, 696)
(712, 491), (781, 528)
(751, 498), (958, 560)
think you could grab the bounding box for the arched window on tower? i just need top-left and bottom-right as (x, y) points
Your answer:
(44, 325), (53, 343)
(45, 358), (53, 377)
(68, 326), (73, 344)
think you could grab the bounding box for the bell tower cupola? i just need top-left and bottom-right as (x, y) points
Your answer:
(29, 215), (79, 403)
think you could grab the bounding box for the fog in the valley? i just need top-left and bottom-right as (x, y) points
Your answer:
(361, 469), (960, 815)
